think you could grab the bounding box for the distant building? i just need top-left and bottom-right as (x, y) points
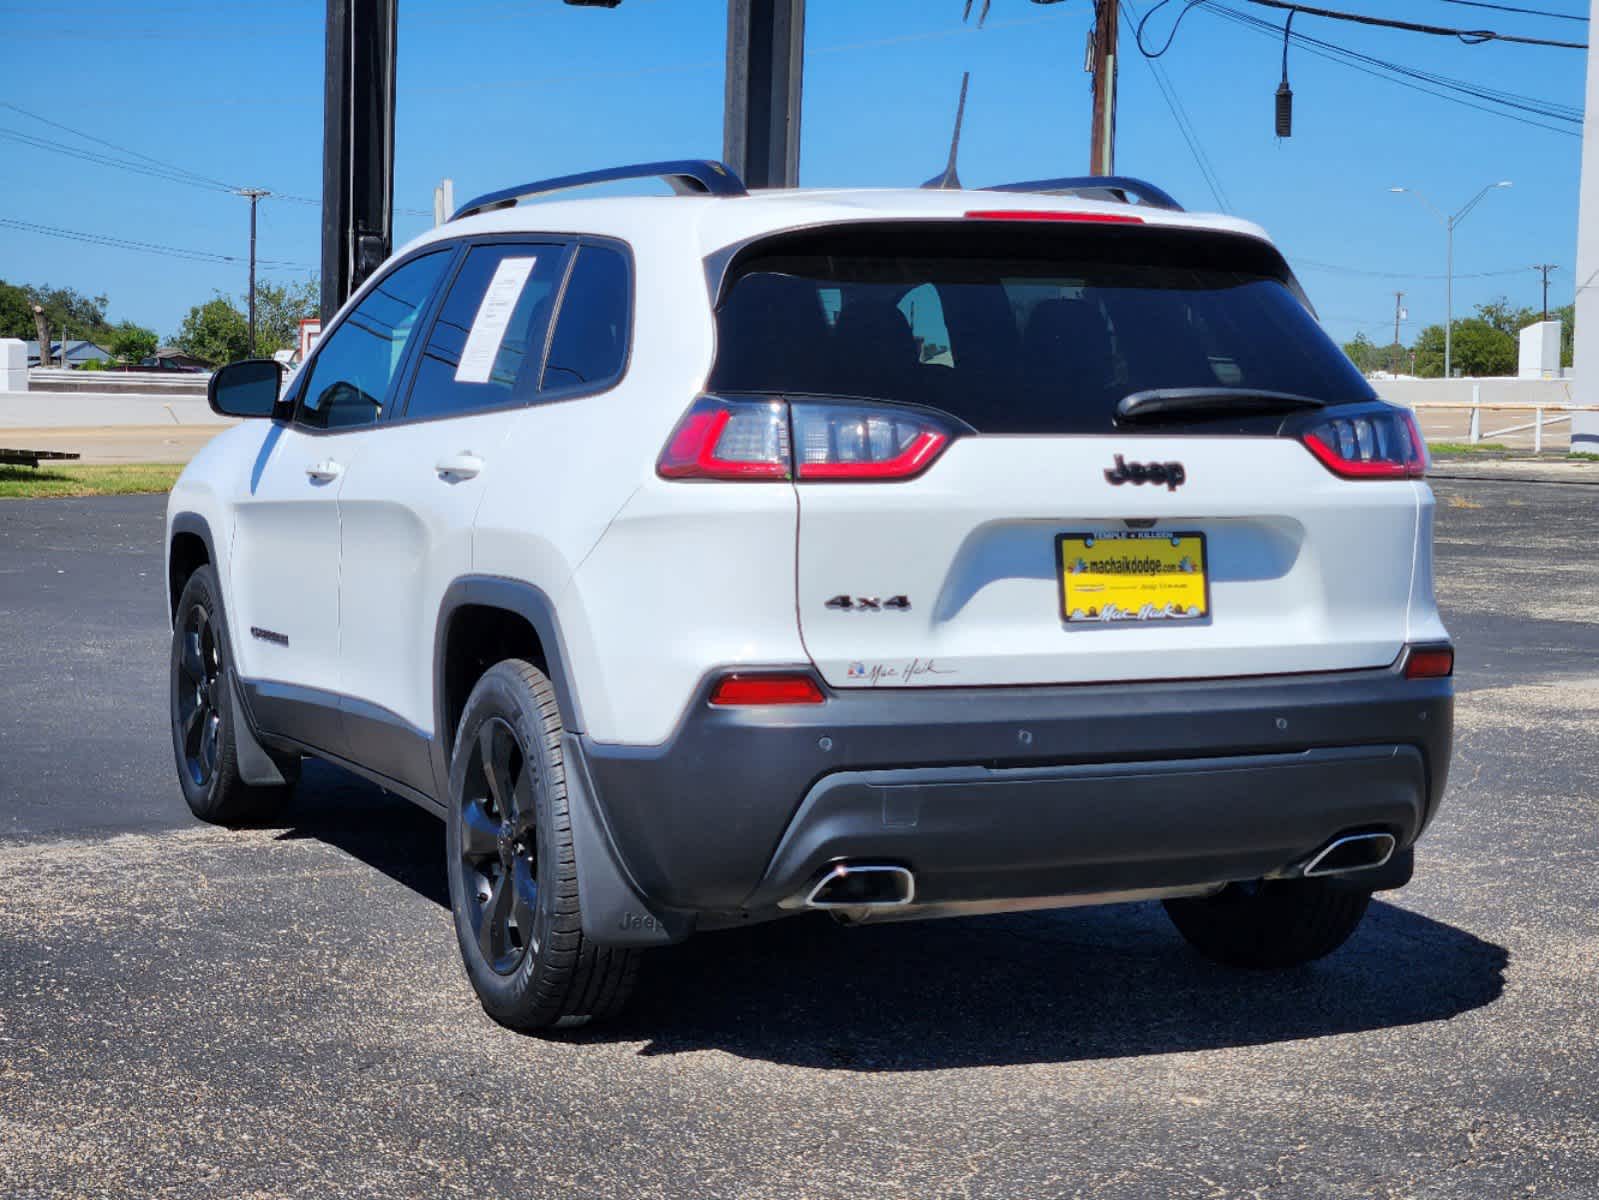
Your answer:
(142, 347), (211, 372)
(24, 340), (114, 368)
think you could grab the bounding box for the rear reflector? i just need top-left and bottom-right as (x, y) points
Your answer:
(659, 395), (958, 482)
(709, 673), (826, 706)
(1301, 409), (1428, 480)
(964, 209), (1145, 225)
(1404, 646), (1454, 679)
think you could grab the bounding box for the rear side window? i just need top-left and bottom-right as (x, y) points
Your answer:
(404, 242), (568, 421)
(298, 249), (450, 430)
(708, 225), (1374, 434)
(541, 244), (631, 394)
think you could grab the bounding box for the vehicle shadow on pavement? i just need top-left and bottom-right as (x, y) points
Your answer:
(604, 903), (1508, 1070)
(272, 767), (1508, 1071)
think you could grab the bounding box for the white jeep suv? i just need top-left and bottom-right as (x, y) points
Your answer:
(166, 161), (1453, 1031)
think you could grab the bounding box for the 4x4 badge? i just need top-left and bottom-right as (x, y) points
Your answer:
(1104, 454), (1186, 492)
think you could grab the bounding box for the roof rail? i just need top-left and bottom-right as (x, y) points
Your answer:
(452, 159), (747, 221)
(984, 175), (1184, 212)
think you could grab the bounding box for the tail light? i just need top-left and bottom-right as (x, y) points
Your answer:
(1300, 408), (1428, 479)
(658, 395), (957, 482)
(709, 672), (826, 705)
(1404, 645), (1454, 679)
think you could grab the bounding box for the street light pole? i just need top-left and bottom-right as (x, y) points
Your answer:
(236, 188), (271, 358)
(1390, 181), (1512, 379)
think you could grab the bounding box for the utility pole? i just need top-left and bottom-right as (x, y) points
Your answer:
(1393, 291), (1405, 377)
(236, 188), (271, 357)
(1531, 263), (1558, 321)
(1088, 0), (1119, 175)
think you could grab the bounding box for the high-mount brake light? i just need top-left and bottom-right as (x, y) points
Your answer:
(963, 209), (1145, 225)
(708, 673), (826, 706)
(657, 396), (956, 482)
(1300, 409), (1428, 480)
(1404, 646), (1454, 680)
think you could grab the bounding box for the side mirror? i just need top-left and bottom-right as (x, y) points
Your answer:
(208, 358), (285, 419)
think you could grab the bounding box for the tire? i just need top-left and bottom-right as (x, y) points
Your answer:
(1163, 878), (1373, 969)
(168, 565), (292, 824)
(446, 659), (639, 1032)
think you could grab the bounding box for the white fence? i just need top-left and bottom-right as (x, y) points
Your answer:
(1372, 378), (1591, 455)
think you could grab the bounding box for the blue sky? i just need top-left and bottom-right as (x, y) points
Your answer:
(0, 0), (1587, 346)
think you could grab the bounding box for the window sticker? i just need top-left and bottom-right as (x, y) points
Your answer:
(455, 256), (537, 383)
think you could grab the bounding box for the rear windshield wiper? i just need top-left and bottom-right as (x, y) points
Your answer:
(1117, 388), (1326, 424)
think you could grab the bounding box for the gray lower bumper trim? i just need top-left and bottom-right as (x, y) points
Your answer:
(744, 745), (1426, 910)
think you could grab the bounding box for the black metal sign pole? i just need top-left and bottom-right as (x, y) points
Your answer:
(321, 0), (800, 322)
(723, 0), (805, 189)
(321, 0), (396, 322)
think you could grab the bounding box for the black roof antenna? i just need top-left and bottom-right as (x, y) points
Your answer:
(923, 72), (970, 190)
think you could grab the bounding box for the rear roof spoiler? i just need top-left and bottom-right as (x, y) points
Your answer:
(984, 176), (1184, 212)
(452, 159), (747, 222)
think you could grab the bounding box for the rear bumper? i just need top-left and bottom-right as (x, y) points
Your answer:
(578, 663), (1452, 931)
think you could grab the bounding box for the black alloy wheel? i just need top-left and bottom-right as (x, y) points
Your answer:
(457, 718), (542, 975)
(445, 659), (639, 1030)
(167, 564), (291, 823)
(174, 601), (224, 788)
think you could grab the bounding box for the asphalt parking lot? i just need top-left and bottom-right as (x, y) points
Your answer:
(2, 476), (1597, 1199)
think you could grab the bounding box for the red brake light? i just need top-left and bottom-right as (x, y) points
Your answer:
(1404, 646), (1454, 680)
(964, 209), (1145, 225)
(1301, 409), (1428, 480)
(658, 395), (957, 483)
(709, 673), (826, 706)
(657, 397), (791, 480)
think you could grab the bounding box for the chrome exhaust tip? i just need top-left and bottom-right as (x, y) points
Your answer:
(803, 863), (915, 909)
(1302, 832), (1397, 878)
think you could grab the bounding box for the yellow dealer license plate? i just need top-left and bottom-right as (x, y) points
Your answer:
(1057, 531), (1210, 626)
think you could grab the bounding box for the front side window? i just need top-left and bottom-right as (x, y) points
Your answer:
(298, 250), (450, 431)
(541, 244), (631, 394)
(404, 242), (568, 421)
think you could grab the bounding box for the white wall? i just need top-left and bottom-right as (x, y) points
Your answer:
(0, 393), (233, 428)
(1573, 0), (1599, 403)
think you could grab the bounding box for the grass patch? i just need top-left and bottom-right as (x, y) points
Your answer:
(0, 463), (182, 499)
(1428, 441), (1508, 455)
(1569, 452), (1599, 463)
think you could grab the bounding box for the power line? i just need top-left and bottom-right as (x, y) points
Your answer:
(1294, 257), (1530, 280)
(1120, 0), (1232, 211)
(0, 215), (313, 270)
(1201, 3), (1582, 135)
(0, 100), (236, 190)
(1238, 0), (1586, 48)
(1433, 0), (1587, 21)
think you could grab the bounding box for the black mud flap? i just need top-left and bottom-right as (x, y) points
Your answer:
(562, 734), (693, 947)
(228, 672), (301, 788)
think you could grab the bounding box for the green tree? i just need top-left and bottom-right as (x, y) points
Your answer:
(1341, 332), (1378, 373)
(1555, 302), (1575, 368)
(1473, 297), (1537, 339)
(0, 280), (34, 339)
(0, 279), (113, 343)
(1412, 318), (1516, 378)
(250, 278), (319, 357)
(109, 321), (159, 365)
(173, 295), (249, 366)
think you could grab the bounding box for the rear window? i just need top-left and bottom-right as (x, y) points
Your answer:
(708, 224), (1373, 434)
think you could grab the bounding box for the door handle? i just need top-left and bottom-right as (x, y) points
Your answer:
(435, 452), (484, 481)
(306, 459), (343, 483)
